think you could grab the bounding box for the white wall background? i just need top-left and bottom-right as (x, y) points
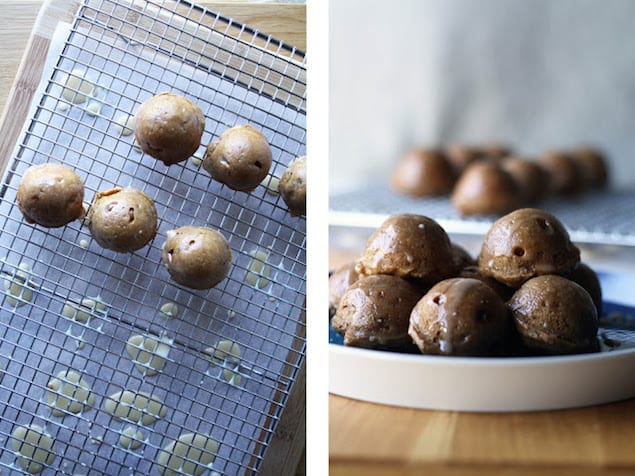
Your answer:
(329, 0), (635, 193)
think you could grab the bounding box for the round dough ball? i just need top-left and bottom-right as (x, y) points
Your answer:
(328, 261), (360, 318)
(478, 208), (580, 288)
(390, 148), (456, 197)
(500, 156), (549, 204)
(332, 274), (422, 351)
(451, 161), (523, 216)
(279, 156), (306, 216)
(203, 125), (272, 192)
(508, 275), (599, 355)
(17, 163), (85, 227)
(480, 142), (513, 160)
(408, 278), (511, 356)
(537, 150), (583, 195)
(568, 262), (603, 316)
(134, 92), (205, 165)
(356, 214), (458, 282)
(162, 226), (232, 289)
(443, 144), (484, 175)
(451, 243), (476, 270)
(458, 265), (515, 302)
(570, 146), (609, 189)
(88, 187), (157, 252)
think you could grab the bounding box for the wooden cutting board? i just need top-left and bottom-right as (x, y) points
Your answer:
(0, 1), (306, 475)
(330, 394), (635, 475)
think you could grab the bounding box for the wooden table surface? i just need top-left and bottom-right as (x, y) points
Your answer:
(329, 253), (635, 476)
(330, 396), (635, 475)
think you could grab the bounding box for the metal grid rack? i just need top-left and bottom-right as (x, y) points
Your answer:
(330, 184), (635, 247)
(0, 0), (305, 474)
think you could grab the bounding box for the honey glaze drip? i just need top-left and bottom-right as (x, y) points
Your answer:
(434, 279), (494, 355)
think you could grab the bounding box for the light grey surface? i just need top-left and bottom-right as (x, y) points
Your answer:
(330, 0), (635, 193)
(0, 1), (305, 474)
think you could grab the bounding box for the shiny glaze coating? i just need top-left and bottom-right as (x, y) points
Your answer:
(332, 274), (422, 350)
(508, 275), (598, 354)
(478, 208), (580, 288)
(356, 214), (458, 282)
(408, 278), (511, 356)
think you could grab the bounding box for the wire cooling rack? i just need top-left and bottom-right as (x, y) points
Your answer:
(0, 1), (305, 474)
(330, 184), (635, 246)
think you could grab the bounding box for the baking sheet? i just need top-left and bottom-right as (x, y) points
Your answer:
(0, 1), (305, 474)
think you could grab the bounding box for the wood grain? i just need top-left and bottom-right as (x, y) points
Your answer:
(330, 462), (635, 476)
(260, 361), (306, 476)
(210, 3), (306, 50)
(0, 0), (80, 174)
(330, 394), (635, 474)
(0, 3), (41, 113)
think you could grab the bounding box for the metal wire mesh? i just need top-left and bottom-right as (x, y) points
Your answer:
(330, 184), (635, 246)
(0, 0), (305, 474)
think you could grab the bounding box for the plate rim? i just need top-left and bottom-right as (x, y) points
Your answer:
(329, 341), (635, 412)
(329, 340), (635, 367)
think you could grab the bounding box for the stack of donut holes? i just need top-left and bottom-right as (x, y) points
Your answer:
(330, 209), (602, 357)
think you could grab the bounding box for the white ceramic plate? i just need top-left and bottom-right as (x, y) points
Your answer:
(329, 340), (635, 412)
(329, 273), (635, 412)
